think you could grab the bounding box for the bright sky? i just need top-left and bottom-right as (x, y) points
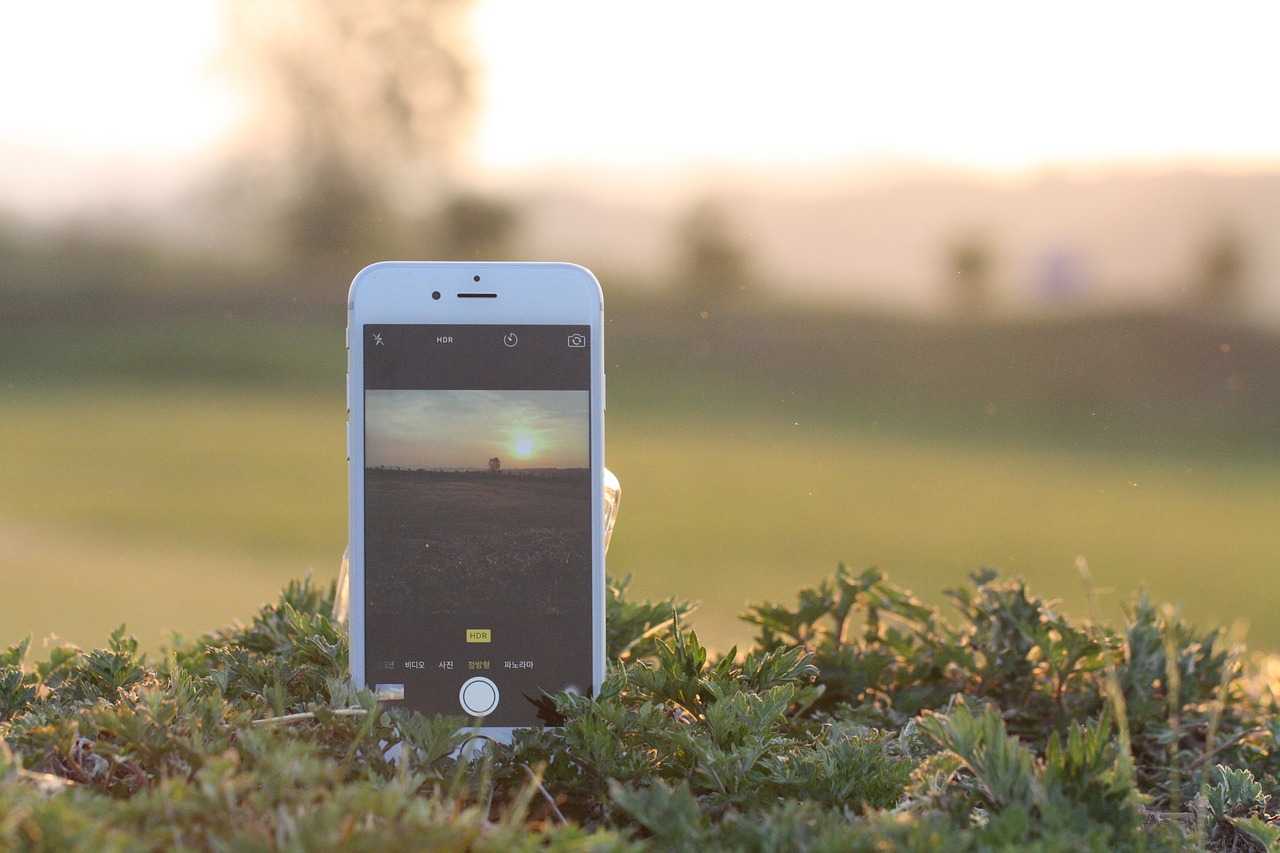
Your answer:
(470, 1), (1280, 172)
(0, 1), (241, 214)
(365, 390), (587, 470)
(0, 0), (1277, 213)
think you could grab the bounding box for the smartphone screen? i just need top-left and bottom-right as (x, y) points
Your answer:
(361, 324), (592, 725)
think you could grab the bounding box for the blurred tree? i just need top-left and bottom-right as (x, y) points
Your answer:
(224, 0), (472, 263)
(676, 199), (750, 303)
(946, 234), (995, 316)
(435, 193), (520, 259)
(1195, 227), (1248, 312)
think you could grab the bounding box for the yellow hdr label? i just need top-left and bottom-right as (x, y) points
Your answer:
(466, 629), (492, 643)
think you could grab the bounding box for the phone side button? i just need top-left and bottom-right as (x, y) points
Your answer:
(602, 373), (606, 411)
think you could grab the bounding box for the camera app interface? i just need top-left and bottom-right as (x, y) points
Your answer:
(363, 324), (592, 725)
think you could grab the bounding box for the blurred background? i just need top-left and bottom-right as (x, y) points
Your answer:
(3, 0), (1278, 653)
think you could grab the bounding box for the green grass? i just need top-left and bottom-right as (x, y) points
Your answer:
(0, 390), (346, 650)
(608, 413), (1280, 650)
(3, 386), (1278, 652)
(0, 389), (343, 553)
(4, 564), (1278, 849)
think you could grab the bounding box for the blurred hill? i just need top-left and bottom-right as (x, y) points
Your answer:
(12, 164), (1273, 324)
(4, 284), (1277, 456)
(496, 166), (1280, 320)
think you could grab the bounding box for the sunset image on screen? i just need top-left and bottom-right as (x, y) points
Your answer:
(365, 390), (587, 472)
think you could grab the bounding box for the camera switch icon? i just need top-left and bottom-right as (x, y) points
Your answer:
(567, 332), (586, 348)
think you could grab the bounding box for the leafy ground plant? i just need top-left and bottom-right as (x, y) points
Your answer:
(2, 567), (1278, 850)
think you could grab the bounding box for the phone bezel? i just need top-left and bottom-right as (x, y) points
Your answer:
(346, 261), (605, 742)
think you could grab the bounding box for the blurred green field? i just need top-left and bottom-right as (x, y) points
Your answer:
(3, 333), (1278, 652)
(609, 413), (1280, 649)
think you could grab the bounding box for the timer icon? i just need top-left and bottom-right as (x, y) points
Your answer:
(502, 332), (519, 348)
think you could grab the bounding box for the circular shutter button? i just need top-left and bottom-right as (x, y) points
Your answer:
(459, 677), (499, 717)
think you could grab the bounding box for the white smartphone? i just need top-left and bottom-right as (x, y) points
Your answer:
(346, 261), (605, 741)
